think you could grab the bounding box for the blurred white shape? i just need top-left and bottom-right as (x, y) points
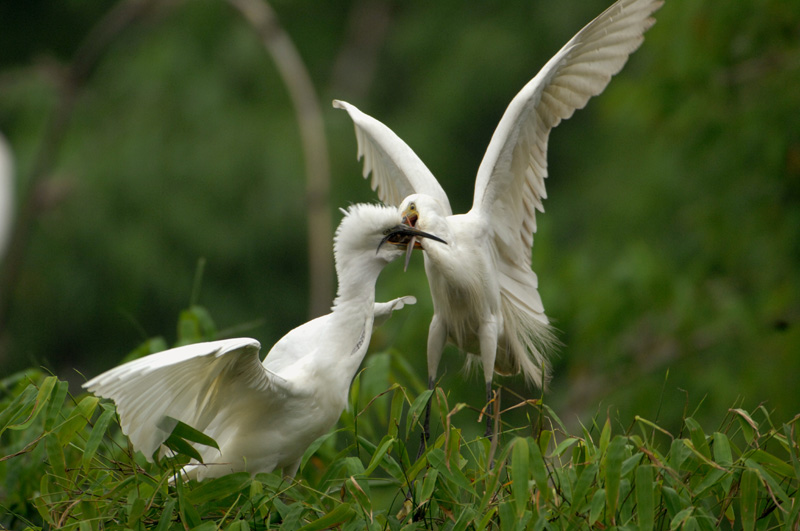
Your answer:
(0, 132), (13, 261)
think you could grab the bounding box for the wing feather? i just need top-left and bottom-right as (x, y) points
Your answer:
(471, 0), (662, 267)
(83, 338), (300, 460)
(333, 100), (452, 215)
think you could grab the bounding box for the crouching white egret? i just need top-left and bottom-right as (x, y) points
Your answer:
(83, 203), (445, 480)
(334, 0), (663, 438)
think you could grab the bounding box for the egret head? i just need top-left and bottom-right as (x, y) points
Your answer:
(335, 204), (446, 268)
(399, 194), (448, 233)
(396, 194), (450, 269)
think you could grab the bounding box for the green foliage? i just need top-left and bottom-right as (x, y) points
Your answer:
(2, 347), (799, 529)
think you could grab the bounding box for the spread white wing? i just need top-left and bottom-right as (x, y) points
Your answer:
(471, 0), (662, 267)
(83, 337), (304, 460)
(333, 100), (452, 215)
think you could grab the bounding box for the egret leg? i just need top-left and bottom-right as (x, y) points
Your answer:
(417, 315), (446, 459)
(479, 316), (499, 439)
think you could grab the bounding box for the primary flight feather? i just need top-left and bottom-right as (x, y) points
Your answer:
(334, 0), (662, 438)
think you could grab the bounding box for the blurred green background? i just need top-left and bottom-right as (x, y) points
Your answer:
(0, 0), (798, 436)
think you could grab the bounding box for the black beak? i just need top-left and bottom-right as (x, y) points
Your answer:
(376, 224), (447, 254)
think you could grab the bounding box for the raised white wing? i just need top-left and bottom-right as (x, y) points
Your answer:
(471, 0), (662, 267)
(83, 337), (304, 460)
(333, 100), (452, 215)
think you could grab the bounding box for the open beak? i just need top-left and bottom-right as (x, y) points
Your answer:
(400, 204), (421, 271)
(377, 224), (446, 271)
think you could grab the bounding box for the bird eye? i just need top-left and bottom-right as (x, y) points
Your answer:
(383, 228), (392, 235)
(409, 202), (416, 211)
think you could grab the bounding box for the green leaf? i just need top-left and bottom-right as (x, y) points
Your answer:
(161, 417), (220, 462)
(127, 496), (146, 527)
(748, 449), (795, 479)
(154, 498), (177, 531)
(743, 459), (789, 505)
(406, 389), (433, 440)
(604, 435), (626, 520)
(739, 469), (758, 531)
(296, 503), (355, 531)
(511, 437), (530, 517)
(0, 384), (37, 437)
(419, 467), (439, 502)
(529, 435), (549, 503)
(45, 380), (69, 430)
(550, 436), (579, 458)
(571, 462), (598, 510)
(388, 384), (404, 438)
(599, 417), (612, 458)
(7, 375), (57, 432)
(177, 305), (217, 344)
(669, 507), (694, 530)
(712, 432), (733, 467)
(364, 434), (395, 476)
(635, 465), (655, 531)
(427, 447), (475, 495)
(45, 433), (67, 481)
(685, 417), (711, 459)
(589, 488), (605, 525)
(187, 472), (251, 505)
(300, 430), (339, 471)
(82, 403), (116, 473)
(661, 486), (683, 519)
(56, 395), (99, 445)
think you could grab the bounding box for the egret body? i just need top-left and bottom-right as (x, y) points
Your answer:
(83, 203), (445, 480)
(334, 0), (662, 437)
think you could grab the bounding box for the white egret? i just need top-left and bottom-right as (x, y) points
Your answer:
(334, 0), (662, 437)
(83, 203), (446, 480)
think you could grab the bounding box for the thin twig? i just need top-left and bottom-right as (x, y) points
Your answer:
(225, 0), (332, 318)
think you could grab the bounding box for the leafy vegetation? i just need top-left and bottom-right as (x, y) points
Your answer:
(1, 0), (798, 527)
(2, 308), (799, 529)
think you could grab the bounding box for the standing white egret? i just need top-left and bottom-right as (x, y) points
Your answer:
(83, 203), (445, 480)
(334, 0), (662, 438)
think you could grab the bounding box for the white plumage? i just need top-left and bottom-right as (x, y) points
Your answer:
(84, 203), (445, 480)
(334, 0), (662, 436)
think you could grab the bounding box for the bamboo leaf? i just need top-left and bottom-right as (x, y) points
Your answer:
(161, 417), (219, 451)
(604, 435), (626, 521)
(56, 396), (99, 445)
(406, 389), (434, 439)
(0, 385), (37, 437)
(511, 437), (530, 517)
(364, 435), (394, 476)
(635, 465), (655, 531)
(589, 488), (605, 525)
(529, 435), (549, 503)
(7, 376), (57, 432)
(187, 472), (251, 505)
(685, 417), (711, 459)
(571, 462), (598, 510)
(296, 503), (355, 531)
(81, 403), (115, 473)
(388, 384), (404, 438)
(712, 432), (733, 467)
(154, 498), (177, 531)
(45, 380), (69, 430)
(739, 469), (758, 531)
